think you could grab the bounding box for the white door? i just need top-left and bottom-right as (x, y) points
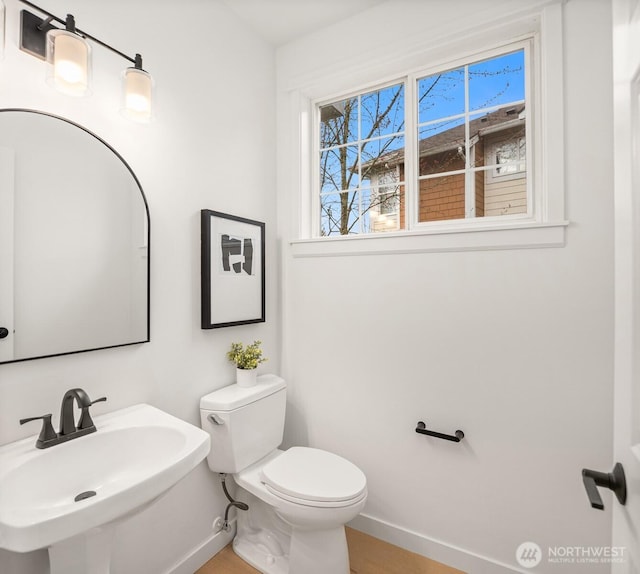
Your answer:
(0, 147), (14, 363)
(612, 0), (640, 571)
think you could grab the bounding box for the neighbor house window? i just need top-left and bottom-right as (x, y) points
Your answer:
(315, 42), (530, 235)
(370, 168), (401, 232)
(492, 134), (526, 177)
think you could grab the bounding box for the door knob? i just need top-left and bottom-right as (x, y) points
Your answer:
(0, 327), (9, 339)
(581, 463), (626, 510)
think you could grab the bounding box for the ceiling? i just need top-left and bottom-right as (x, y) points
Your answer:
(222, 0), (387, 46)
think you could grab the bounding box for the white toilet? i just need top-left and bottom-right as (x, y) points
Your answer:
(200, 374), (367, 574)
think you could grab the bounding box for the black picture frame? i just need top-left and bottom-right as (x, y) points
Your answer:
(201, 210), (265, 329)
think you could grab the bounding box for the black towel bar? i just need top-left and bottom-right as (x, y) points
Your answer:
(415, 421), (464, 442)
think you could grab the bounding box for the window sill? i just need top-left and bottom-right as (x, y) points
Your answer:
(290, 221), (568, 257)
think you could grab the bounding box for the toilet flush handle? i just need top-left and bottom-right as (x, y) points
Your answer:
(208, 413), (225, 425)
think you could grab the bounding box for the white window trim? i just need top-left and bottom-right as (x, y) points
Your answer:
(288, 2), (567, 257)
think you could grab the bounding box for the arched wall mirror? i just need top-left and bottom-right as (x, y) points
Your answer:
(0, 109), (150, 364)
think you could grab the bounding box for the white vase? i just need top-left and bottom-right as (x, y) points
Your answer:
(236, 367), (257, 388)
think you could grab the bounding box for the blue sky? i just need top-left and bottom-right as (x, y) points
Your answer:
(419, 49), (525, 125)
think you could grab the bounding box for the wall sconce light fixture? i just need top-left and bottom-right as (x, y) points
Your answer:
(45, 14), (91, 96)
(18, 0), (154, 122)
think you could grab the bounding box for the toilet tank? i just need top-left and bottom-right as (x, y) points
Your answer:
(200, 374), (286, 473)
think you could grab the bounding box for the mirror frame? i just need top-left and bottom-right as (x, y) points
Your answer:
(0, 108), (151, 364)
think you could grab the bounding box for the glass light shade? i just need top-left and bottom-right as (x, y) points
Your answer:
(122, 67), (153, 123)
(46, 29), (91, 96)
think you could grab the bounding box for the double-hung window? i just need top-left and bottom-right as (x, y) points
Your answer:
(315, 41), (533, 237)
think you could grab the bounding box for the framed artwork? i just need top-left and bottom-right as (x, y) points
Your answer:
(201, 210), (265, 329)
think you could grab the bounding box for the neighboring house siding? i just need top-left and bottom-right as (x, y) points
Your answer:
(484, 177), (527, 216)
(419, 151), (465, 222)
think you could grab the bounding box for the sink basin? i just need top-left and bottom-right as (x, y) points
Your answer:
(0, 403), (210, 556)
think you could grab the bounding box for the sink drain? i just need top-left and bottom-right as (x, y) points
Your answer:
(74, 490), (97, 502)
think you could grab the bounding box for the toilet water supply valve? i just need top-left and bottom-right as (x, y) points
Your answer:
(217, 473), (249, 532)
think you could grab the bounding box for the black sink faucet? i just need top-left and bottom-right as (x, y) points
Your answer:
(20, 388), (107, 449)
(60, 388), (93, 435)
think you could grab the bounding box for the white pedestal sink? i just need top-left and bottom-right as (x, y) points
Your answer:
(0, 404), (210, 574)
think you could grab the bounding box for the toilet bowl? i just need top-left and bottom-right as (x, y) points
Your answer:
(233, 448), (366, 573)
(200, 375), (367, 574)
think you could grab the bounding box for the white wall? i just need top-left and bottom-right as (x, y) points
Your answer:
(0, 0), (277, 572)
(277, 1), (614, 572)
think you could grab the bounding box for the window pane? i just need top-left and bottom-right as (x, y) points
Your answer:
(469, 50), (525, 112)
(363, 186), (404, 233)
(361, 135), (405, 182)
(482, 165), (528, 217)
(481, 124), (528, 218)
(494, 128), (525, 170)
(374, 184), (401, 215)
(320, 191), (360, 235)
(418, 118), (465, 177)
(467, 112), (487, 169)
(320, 146), (359, 193)
(361, 83), (405, 139)
(418, 174), (466, 222)
(495, 138), (526, 174)
(418, 67), (464, 123)
(318, 82), (406, 236)
(320, 97), (358, 147)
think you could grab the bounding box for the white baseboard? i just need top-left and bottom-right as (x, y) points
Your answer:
(164, 521), (235, 574)
(348, 514), (524, 574)
(165, 514), (525, 574)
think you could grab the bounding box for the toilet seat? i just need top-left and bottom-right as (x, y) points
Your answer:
(260, 447), (367, 507)
(263, 483), (368, 508)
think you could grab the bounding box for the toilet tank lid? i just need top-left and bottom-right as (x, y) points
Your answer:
(200, 374), (286, 411)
